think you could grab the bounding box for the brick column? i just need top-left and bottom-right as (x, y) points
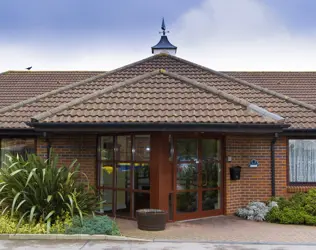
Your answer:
(150, 132), (172, 212)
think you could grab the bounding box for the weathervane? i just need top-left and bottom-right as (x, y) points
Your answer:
(159, 18), (169, 36)
(151, 18), (177, 55)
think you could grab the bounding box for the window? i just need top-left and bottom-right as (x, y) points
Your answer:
(1, 138), (36, 168)
(289, 139), (316, 183)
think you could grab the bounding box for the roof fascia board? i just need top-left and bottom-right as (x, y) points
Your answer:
(282, 129), (316, 136)
(0, 129), (40, 136)
(28, 122), (287, 133)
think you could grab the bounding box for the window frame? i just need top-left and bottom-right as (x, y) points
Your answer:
(287, 137), (316, 186)
(0, 137), (37, 167)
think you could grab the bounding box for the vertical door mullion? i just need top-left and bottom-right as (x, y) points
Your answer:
(220, 137), (224, 214)
(173, 136), (177, 220)
(113, 136), (117, 217)
(197, 138), (202, 214)
(96, 136), (101, 188)
(131, 135), (134, 218)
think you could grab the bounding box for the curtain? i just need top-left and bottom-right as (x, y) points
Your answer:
(1, 138), (35, 168)
(289, 140), (316, 182)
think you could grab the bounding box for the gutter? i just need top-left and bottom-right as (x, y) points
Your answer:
(26, 122), (289, 133)
(0, 129), (41, 136)
(271, 133), (278, 197)
(282, 129), (316, 136)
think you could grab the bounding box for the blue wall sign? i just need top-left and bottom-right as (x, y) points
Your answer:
(249, 159), (259, 168)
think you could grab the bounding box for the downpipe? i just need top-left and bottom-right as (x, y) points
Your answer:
(271, 133), (278, 197)
(43, 132), (51, 160)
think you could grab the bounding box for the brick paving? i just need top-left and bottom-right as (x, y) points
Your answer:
(116, 215), (316, 243)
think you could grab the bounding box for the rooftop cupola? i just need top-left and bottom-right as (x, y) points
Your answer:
(151, 18), (177, 55)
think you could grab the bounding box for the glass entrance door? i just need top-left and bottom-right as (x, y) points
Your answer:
(173, 137), (223, 220)
(98, 135), (151, 218)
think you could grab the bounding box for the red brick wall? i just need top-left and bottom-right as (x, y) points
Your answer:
(36, 134), (97, 186)
(37, 137), (48, 158)
(34, 133), (302, 217)
(274, 137), (288, 198)
(225, 135), (287, 214)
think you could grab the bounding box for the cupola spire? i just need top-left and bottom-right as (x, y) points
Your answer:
(151, 18), (177, 55)
(161, 18), (166, 35)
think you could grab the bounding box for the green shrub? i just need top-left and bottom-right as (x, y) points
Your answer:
(0, 213), (120, 235)
(304, 214), (316, 225)
(0, 213), (72, 234)
(0, 152), (99, 231)
(269, 197), (291, 210)
(266, 189), (316, 225)
(278, 208), (306, 224)
(65, 216), (120, 235)
(303, 189), (316, 216)
(265, 207), (280, 223)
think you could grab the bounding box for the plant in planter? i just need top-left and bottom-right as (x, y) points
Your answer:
(136, 209), (167, 231)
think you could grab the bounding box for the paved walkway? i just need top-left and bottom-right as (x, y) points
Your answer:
(0, 240), (316, 250)
(116, 215), (316, 243)
(1, 240), (316, 250)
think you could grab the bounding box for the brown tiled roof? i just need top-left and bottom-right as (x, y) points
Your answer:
(223, 71), (316, 106)
(32, 70), (281, 125)
(0, 54), (315, 130)
(0, 71), (103, 108)
(2, 70), (315, 110)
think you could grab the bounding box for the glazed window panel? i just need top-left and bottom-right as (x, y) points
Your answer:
(116, 190), (131, 217)
(134, 162), (150, 190)
(202, 190), (220, 211)
(176, 192), (198, 213)
(116, 136), (132, 161)
(133, 192), (150, 217)
(176, 139), (197, 162)
(100, 136), (114, 161)
(177, 163), (198, 190)
(201, 139), (221, 188)
(1, 138), (35, 168)
(100, 163), (114, 187)
(289, 139), (316, 183)
(116, 162), (131, 189)
(134, 135), (150, 161)
(98, 189), (113, 214)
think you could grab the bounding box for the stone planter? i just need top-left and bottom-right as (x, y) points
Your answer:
(136, 209), (167, 231)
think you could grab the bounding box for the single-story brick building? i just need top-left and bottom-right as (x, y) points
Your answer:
(0, 22), (316, 221)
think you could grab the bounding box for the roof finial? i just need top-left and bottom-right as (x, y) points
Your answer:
(160, 17), (169, 36)
(152, 18), (177, 55)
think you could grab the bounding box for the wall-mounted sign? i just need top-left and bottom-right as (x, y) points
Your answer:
(249, 159), (259, 168)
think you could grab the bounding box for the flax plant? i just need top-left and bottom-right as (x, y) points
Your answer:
(0, 151), (99, 232)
